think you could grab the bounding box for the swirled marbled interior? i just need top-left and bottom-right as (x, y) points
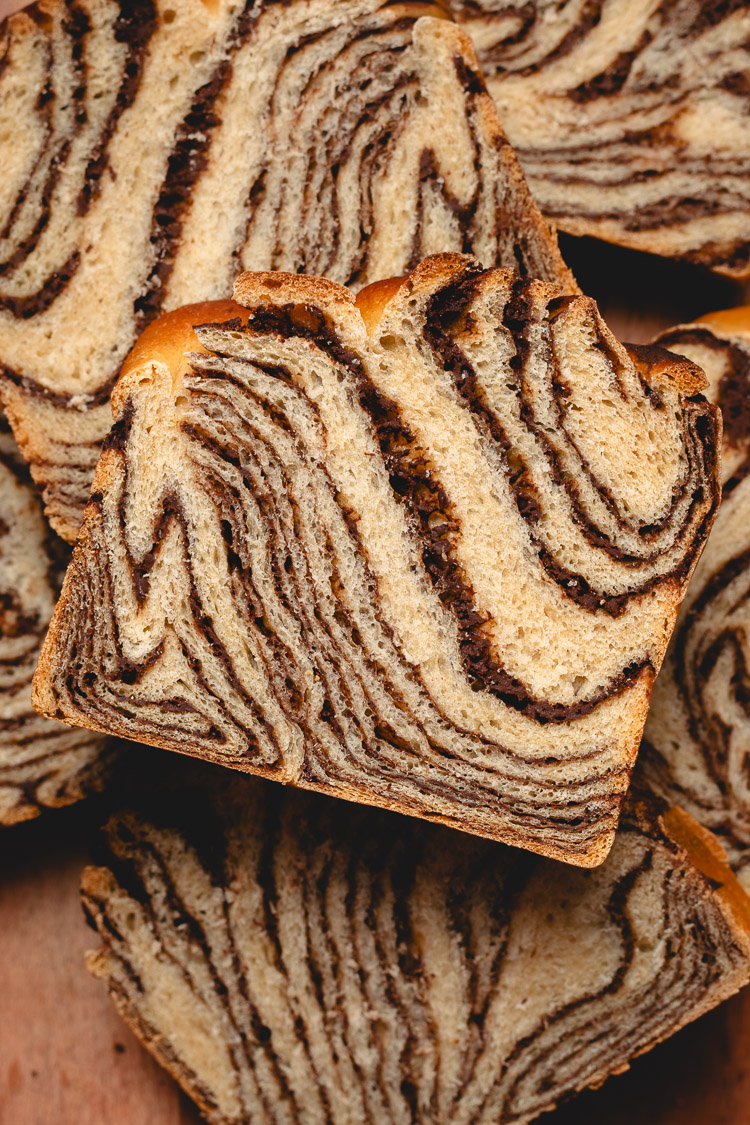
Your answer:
(81, 759), (750, 1125)
(0, 0), (573, 542)
(448, 0), (750, 274)
(642, 307), (750, 891)
(33, 255), (721, 863)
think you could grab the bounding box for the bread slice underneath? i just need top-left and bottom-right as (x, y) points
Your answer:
(642, 306), (750, 891)
(81, 755), (750, 1125)
(33, 254), (721, 865)
(0, 420), (111, 825)
(447, 0), (750, 276)
(0, 0), (574, 543)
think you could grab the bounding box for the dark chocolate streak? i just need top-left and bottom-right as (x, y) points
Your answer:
(0, 348), (115, 404)
(0, 251), (80, 319)
(133, 47), (242, 327)
(76, 0), (158, 216)
(569, 30), (651, 104)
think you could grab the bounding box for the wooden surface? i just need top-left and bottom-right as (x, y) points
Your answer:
(2, 158), (750, 1123)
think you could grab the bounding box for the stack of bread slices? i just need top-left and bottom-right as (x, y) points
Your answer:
(3, 2), (750, 1123)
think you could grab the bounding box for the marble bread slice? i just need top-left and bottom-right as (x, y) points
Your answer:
(0, 0), (574, 543)
(0, 420), (111, 825)
(642, 306), (750, 891)
(448, 0), (750, 275)
(81, 758), (750, 1125)
(33, 254), (720, 865)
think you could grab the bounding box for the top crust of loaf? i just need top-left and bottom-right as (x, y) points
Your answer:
(621, 342), (707, 396)
(116, 299), (250, 403)
(124, 257), (710, 406)
(693, 304), (750, 341)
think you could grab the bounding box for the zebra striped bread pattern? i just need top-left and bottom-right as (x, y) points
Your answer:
(0, 0), (575, 544)
(33, 255), (721, 864)
(642, 307), (750, 892)
(448, 0), (750, 276)
(81, 760), (750, 1125)
(0, 421), (111, 825)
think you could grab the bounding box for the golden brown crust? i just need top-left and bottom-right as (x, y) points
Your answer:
(384, 1), (453, 18)
(355, 276), (408, 333)
(119, 300), (250, 384)
(232, 270), (355, 314)
(663, 806), (750, 945)
(356, 253), (486, 334)
(694, 304), (750, 341)
(623, 342), (708, 396)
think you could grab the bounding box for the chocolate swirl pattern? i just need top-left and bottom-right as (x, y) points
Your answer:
(81, 759), (750, 1125)
(0, 0), (574, 544)
(448, 0), (750, 275)
(642, 307), (750, 892)
(33, 256), (721, 864)
(0, 421), (111, 826)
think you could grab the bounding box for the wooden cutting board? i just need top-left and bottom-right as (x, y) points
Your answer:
(1, 148), (750, 1125)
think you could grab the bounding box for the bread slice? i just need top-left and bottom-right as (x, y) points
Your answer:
(0, 0), (574, 544)
(448, 0), (750, 276)
(33, 254), (720, 864)
(641, 306), (750, 891)
(0, 419), (112, 825)
(81, 756), (750, 1125)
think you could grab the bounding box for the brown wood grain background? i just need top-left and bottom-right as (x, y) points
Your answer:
(1, 30), (750, 1114)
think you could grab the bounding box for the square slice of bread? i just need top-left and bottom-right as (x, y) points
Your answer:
(33, 254), (721, 864)
(81, 755), (750, 1125)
